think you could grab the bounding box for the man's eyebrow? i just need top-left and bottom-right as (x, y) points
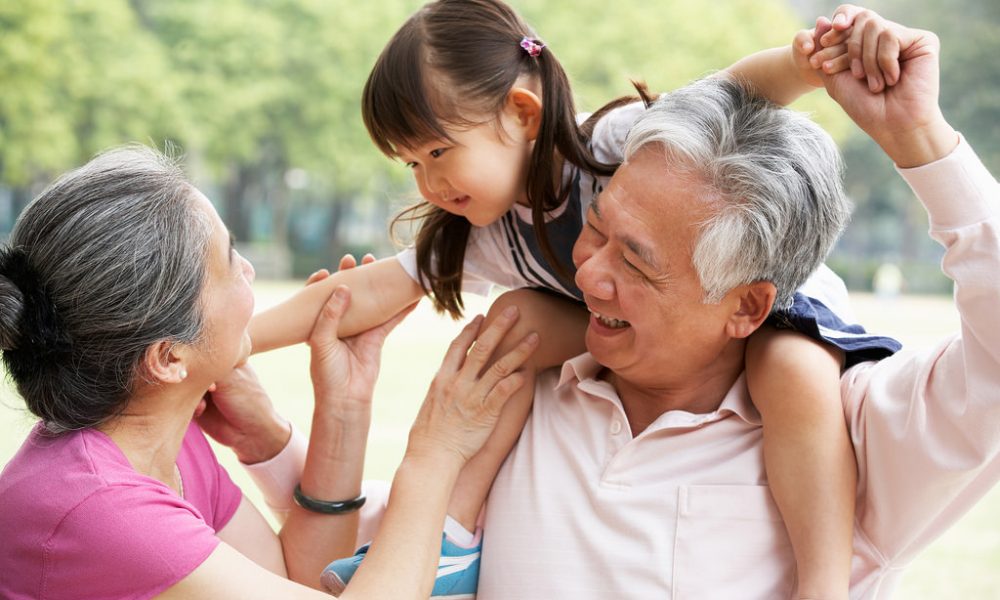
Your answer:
(622, 236), (661, 272)
(591, 194), (602, 218)
(591, 191), (660, 271)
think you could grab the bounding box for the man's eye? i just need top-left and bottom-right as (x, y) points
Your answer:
(623, 256), (643, 274)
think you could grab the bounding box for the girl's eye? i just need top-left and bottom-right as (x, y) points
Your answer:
(404, 161), (417, 169)
(429, 148), (446, 159)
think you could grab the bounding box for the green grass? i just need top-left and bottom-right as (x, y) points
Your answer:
(1, 283), (997, 597)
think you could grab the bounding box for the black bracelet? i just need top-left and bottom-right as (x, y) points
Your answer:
(293, 484), (367, 514)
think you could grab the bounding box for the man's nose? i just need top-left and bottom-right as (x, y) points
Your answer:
(574, 252), (615, 300)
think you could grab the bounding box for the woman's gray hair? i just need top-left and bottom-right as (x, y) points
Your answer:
(0, 145), (213, 433)
(624, 76), (850, 310)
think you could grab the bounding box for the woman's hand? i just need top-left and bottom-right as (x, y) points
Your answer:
(406, 306), (540, 466)
(307, 253), (415, 410)
(197, 364), (291, 465)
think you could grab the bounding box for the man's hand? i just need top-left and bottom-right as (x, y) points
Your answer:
(817, 7), (957, 167)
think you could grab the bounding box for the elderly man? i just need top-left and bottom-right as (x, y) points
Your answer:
(476, 17), (998, 600)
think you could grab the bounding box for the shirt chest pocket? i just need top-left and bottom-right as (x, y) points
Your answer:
(672, 484), (795, 600)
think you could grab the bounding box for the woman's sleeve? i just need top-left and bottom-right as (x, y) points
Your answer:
(43, 485), (221, 600)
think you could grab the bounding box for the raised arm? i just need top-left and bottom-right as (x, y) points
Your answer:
(249, 256), (423, 354)
(724, 5), (897, 106)
(821, 13), (1000, 568)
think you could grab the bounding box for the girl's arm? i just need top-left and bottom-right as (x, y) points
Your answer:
(249, 256), (423, 354)
(722, 10), (854, 106)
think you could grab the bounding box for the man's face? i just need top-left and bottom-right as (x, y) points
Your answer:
(571, 147), (739, 387)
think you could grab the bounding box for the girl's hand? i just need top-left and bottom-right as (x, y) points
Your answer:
(407, 306), (539, 465)
(792, 17), (839, 88)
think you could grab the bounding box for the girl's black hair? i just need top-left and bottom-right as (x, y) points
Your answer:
(363, 0), (653, 317)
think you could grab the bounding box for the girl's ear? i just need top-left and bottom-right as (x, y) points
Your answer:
(506, 87), (543, 141)
(724, 281), (777, 339)
(143, 340), (191, 385)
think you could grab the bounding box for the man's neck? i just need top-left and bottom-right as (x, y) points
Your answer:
(607, 342), (746, 437)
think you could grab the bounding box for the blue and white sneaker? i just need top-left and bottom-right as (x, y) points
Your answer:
(321, 534), (481, 598)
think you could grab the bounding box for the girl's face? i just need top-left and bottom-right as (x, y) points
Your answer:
(397, 109), (535, 227)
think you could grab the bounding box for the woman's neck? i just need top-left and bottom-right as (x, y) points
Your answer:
(96, 385), (204, 491)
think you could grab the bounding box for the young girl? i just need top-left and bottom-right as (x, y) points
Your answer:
(249, 1), (900, 597)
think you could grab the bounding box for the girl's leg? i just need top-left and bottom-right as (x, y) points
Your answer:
(746, 327), (853, 600)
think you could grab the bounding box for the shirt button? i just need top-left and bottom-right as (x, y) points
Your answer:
(610, 420), (623, 435)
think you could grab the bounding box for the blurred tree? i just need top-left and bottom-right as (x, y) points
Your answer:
(520, 0), (850, 138)
(0, 1), (181, 185)
(793, 0), (1000, 292)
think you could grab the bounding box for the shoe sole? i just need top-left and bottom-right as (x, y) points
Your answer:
(320, 570), (348, 596)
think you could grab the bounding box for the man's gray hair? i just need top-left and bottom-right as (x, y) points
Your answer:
(624, 76), (850, 310)
(0, 145), (213, 433)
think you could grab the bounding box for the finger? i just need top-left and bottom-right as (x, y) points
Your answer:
(461, 305), (520, 376)
(794, 28), (814, 56)
(305, 269), (331, 286)
(439, 315), (485, 374)
(821, 53), (851, 75)
(831, 4), (862, 31)
(361, 253), (376, 265)
(478, 371), (527, 422)
(811, 43), (847, 70)
(338, 254), (357, 271)
(477, 331), (539, 393)
(818, 18), (848, 48)
(844, 11), (872, 79)
(310, 285), (351, 345)
(877, 28), (902, 86)
(861, 18), (884, 92)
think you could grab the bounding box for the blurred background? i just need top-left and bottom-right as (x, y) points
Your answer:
(1, 0), (998, 596)
(2, 0), (997, 287)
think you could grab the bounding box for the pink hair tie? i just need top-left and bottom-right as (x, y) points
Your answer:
(520, 37), (545, 58)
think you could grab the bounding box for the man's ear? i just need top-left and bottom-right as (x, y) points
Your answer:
(505, 87), (543, 141)
(724, 281), (777, 339)
(143, 340), (190, 385)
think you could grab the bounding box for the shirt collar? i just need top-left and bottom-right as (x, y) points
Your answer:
(556, 353), (762, 427)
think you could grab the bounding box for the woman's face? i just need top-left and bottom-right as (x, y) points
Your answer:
(190, 188), (256, 379)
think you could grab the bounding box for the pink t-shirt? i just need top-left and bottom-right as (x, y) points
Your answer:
(0, 421), (243, 600)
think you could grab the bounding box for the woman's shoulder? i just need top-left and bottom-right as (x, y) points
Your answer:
(0, 425), (164, 530)
(0, 424), (225, 599)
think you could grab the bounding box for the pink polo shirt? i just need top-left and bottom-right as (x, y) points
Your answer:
(0, 421), (243, 600)
(479, 137), (1000, 599)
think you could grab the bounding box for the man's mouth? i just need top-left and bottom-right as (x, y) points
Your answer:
(592, 310), (630, 329)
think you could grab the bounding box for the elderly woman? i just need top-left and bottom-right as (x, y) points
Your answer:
(0, 146), (537, 600)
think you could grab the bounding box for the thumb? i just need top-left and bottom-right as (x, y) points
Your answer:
(310, 285), (351, 347)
